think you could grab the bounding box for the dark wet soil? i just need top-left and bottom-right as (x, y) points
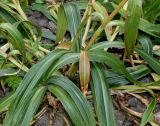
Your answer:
(27, 9), (56, 45)
(34, 105), (72, 126)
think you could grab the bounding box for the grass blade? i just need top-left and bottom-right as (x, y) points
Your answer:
(0, 2), (17, 23)
(124, 0), (142, 56)
(143, 0), (160, 22)
(48, 76), (96, 126)
(112, 2), (160, 38)
(45, 52), (79, 79)
(20, 86), (46, 126)
(0, 92), (14, 113)
(89, 41), (124, 51)
(138, 35), (153, 55)
(91, 63), (115, 126)
(56, 5), (68, 43)
(105, 65), (151, 86)
(0, 2), (33, 39)
(92, 1), (108, 19)
(0, 69), (24, 77)
(88, 50), (138, 84)
(0, 23), (26, 59)
(140, 97), (157, 126)
(139, 19), (160, 38)
(63, 3), (82, 52)
(135, 48), (160, 75)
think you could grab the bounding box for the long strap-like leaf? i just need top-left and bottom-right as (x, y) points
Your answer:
(91, 63), (115, 126)
(124, 0), (142, 56)
(0, 23), (26, 59)
(3, 50), (79, 126)
(135, 48), (160, 75)
(88, 50), (138, 84)
(63, 3), (82, 52)
(89, 41), (124, 51)
(48, 76), (96, 126)
(20, 87), (47, 126)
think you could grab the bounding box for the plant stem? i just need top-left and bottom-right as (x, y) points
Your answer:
(81, 6), (92, 47)
(12, 0), (28, 20)
(84, 0), (128, 50)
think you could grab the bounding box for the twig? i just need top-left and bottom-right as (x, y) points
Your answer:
(82, 16), (91, 47)
(84, 0), (128, 50)
(127, 92), (149, 106)
(30, 105), (48, 125)
(120, 100), (142, 118)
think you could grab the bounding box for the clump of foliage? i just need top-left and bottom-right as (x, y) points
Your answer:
(5, 75), (22, 90)
(0, 0), (160, 126)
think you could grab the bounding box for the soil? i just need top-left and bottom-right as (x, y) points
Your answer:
(34, 105), (72, 126)
(27, 9), (56, 44)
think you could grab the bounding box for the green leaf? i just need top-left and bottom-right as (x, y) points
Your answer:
(20, 86), (46, 126)
(143, 0), (160, 22)
(74, 0), (87, 10)
(0, 69), (24, 77)
(138, 35), (153, 55)
(44, 52), (79, 79)
(89, 41), (124, 51)
(31, 3), (55, 22)
(0, 2), (32, 39)
(3, 49), (67, 126)
(88, 50), (137, 84)
(15, 20), (42, 41)
(124, 0), (142, 56)
(0, 2), (17, 23)
(92, 1), (108, 20)
(63, 3), (82, 52)
(140, 97), (157, 126)
(48, 76), (96, 126)
(56, 5), (68, 43)
(42, 28), (55, 41)
(71, 11), (90, 51)
(0, 23), (26, 59)
(35, 0), (44, 3)
(135, 48), (160, 75)
(0, 92), (14, 113)
(3, 49), (79, 126)
(139, 19), (160, 38)
(105, 65), (151, 86)
(111, 3), (160, 38)
(91, 63), (115, 126)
